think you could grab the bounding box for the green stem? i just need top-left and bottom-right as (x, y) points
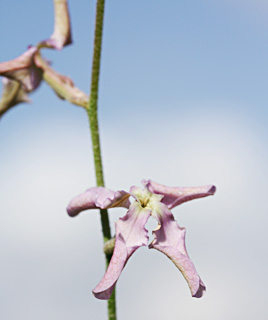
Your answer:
(87, 0), (117, 319)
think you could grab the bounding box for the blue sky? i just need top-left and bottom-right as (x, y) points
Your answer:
(0, 1), (268, 319)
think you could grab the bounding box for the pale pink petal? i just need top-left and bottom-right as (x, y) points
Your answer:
(150, 203), (206, 297)
(0, 47), (42, 92)
(67, 187), (130, 217)
(38, 0), (72, 50)
(143, 179), (216, 209)
(93, 202), (151, 299)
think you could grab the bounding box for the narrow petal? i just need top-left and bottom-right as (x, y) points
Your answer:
(34, 53), (88, 108)
(150, 203), (206, 297)
(67, 187), (130, 217)
(38, 0), (72, 50)
(0, 47), (42, 92)
(0, 78), (30, 117)
(143, 179), (216, 209)
(93, 202), (151, 299)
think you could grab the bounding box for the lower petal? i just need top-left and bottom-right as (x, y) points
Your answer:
(93, 202), (151, 300)
(92, 233), (127, 299)
(149, 203), (206, 298)
(0, 78), (30, 116)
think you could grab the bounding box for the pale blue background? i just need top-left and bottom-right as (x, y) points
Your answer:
(0, 1), (267, 319)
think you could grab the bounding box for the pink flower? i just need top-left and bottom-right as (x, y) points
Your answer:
(67, 180), (216, 300)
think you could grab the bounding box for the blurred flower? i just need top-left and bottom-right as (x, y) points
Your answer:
(0, 0), (76, 117)
(67, 180), (216, 300)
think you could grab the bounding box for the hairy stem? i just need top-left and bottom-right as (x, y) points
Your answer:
(87, 0), (117, 319)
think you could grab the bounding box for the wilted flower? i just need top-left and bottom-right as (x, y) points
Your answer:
(67, 179), (216, 300)
(0, 0), (76, 117)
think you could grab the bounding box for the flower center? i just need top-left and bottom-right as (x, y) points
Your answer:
(136, 189), (151, 208)
(131, 186), (163, 210)
(140, 197), (150, 208)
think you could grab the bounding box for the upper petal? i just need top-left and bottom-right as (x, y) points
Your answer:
(143, 179), (216, 209)
(38, 0), (72, 50)
(0, 47), (42, 92)
(149, 203), (206, 298)
(93, 202), (151, 299)
(67, 187), (130, 217)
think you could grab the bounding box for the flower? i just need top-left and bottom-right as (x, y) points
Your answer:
(0, 0), (75, 117)
(67, 179), (216, 300)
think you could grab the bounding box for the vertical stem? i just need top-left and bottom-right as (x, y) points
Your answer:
(88, 0), (105, 188)
(87, 0), (117, 319)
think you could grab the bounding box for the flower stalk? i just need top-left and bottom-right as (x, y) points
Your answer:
(87, 0), (116, 319)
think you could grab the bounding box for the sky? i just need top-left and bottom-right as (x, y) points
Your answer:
(0, 0), (268, 319)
